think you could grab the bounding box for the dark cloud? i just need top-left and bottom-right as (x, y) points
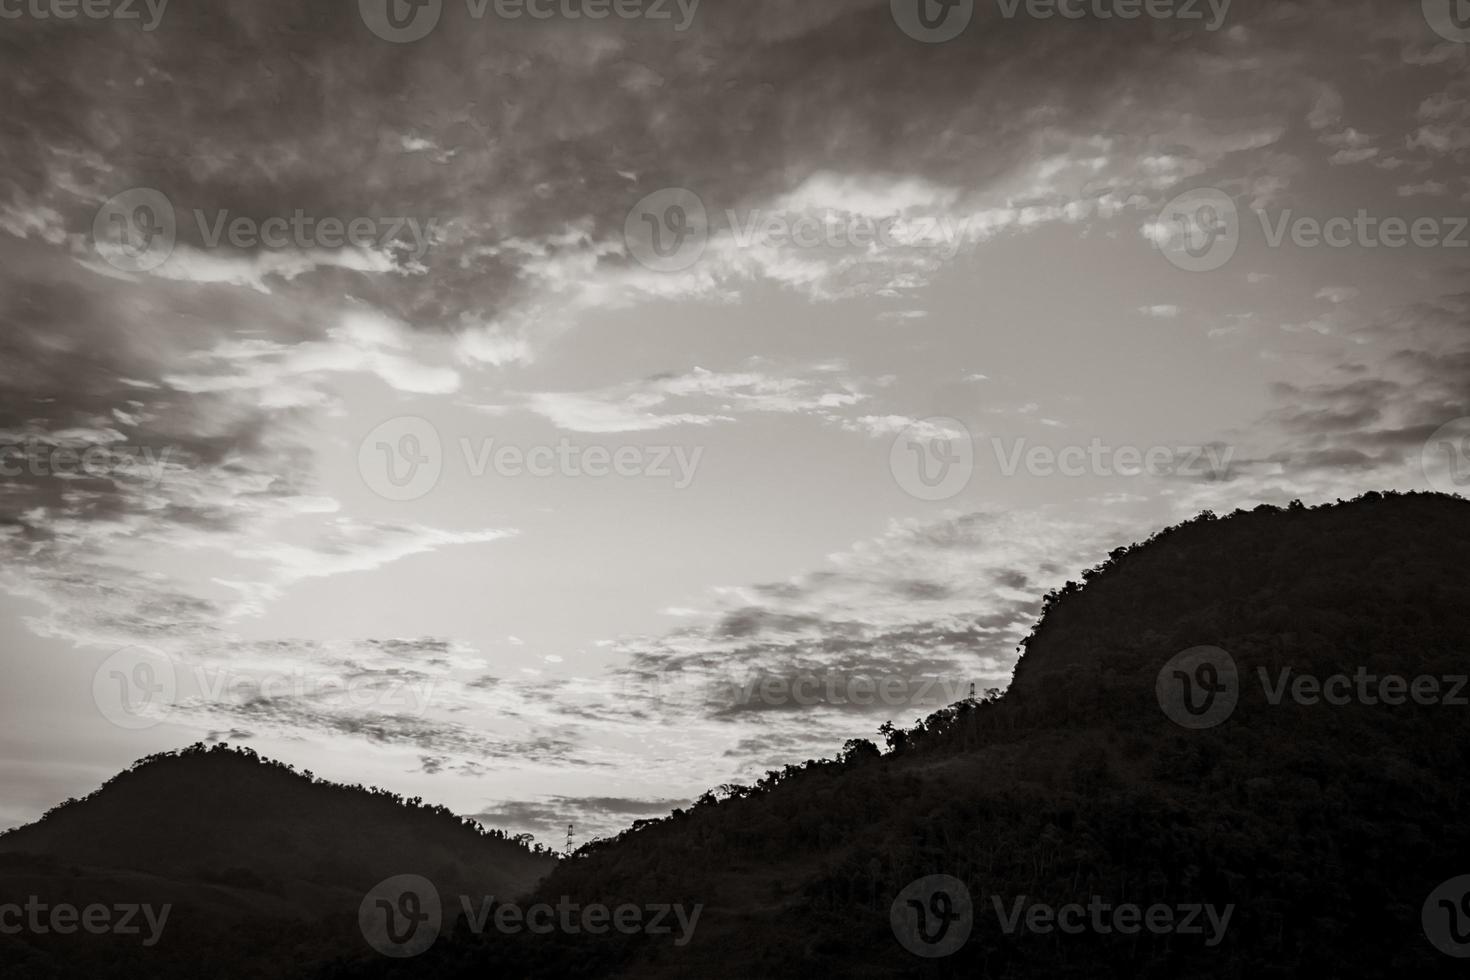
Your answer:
(204, 728), (255, 743)
(1242, 295), (1470, 482)
(897, 579), (952, 600)
(4, 0), (1399, 330)
(715, 607), (836, 639)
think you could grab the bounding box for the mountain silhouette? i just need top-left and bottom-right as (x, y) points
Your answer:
(331, 491), (1470, 979)
(6, 491), (1469, 979)
(0, 743), (555, 978)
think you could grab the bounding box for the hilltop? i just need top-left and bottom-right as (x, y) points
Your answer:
(0, 743), (556, 978)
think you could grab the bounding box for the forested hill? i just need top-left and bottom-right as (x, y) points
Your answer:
(1008, 490), (1470, 697)
(0, 744), (557, 978)
(0, 743), (557, 903)
(333, 491), (1470, 979)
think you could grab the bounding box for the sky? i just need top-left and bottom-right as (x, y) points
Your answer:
(0, 0), (1468, 847)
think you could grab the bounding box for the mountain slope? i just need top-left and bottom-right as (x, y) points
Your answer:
(339, 491), (1470, 979)
(0, 744), (556, 978)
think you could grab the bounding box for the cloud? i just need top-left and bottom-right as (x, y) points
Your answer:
(498, 363), (869, 434)
(222, 520), (516, 613)
(1315, 287), (1359, 304)
(576, 507), (1133, 777)
(839, 415), (977, 443)
(0, 0), (1431, 375)
(1397, 180), (1448, 198)
(166, 309), (462, 403)
(1203, 293), (1470, 497)
(0, 245), (501, 652)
